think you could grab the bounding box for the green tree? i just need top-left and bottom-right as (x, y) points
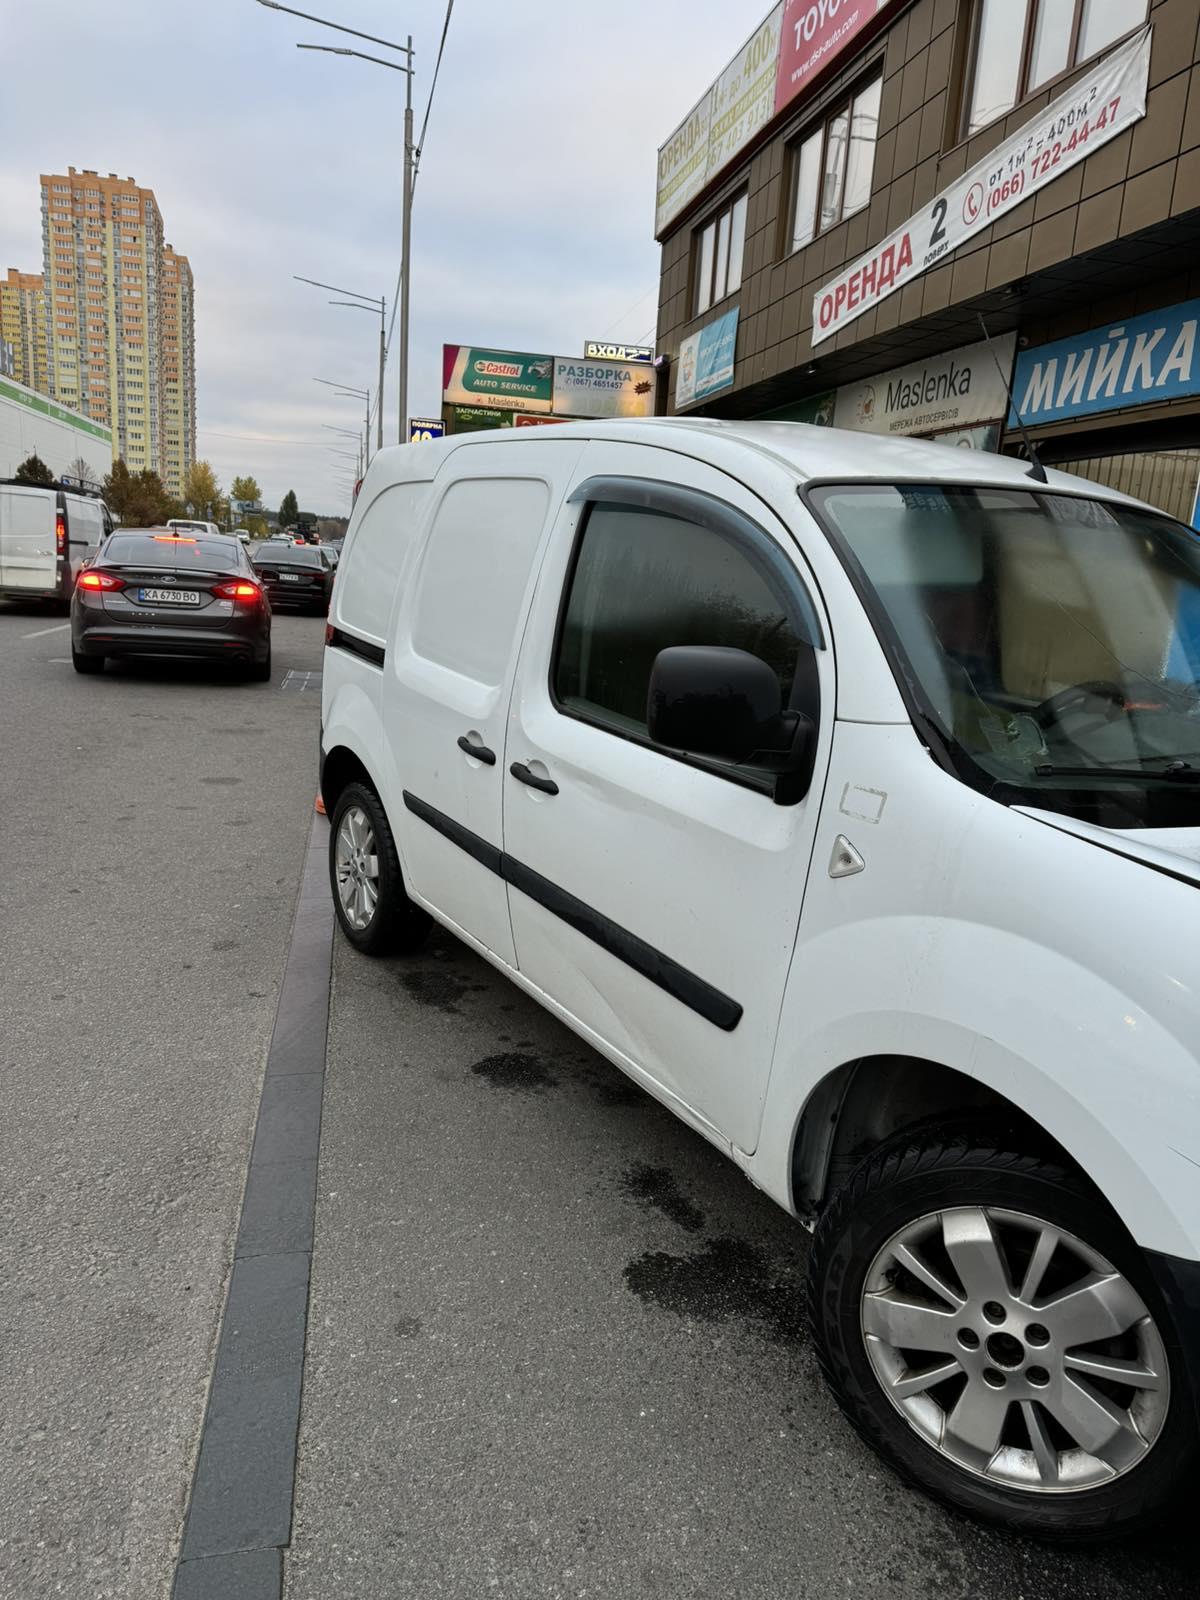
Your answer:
(182, 460), (221, 518)
(14, 452), (54, 485)
(231, 475), (261, 506)
(103, 459), (177, 527)
(278, 488), (299, 526)
(245, 514), (269, 539)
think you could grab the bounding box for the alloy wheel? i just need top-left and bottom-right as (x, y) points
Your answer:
(861, 1206), (1169, 1491)
(334, 804), (380, 930)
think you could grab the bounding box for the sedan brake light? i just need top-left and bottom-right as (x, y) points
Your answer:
(212, 579), (262, 602)
(77, 569), (125, 591)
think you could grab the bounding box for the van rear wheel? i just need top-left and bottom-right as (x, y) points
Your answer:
(807, 1129), (1196, 1540)
(329, 782), (431, 956)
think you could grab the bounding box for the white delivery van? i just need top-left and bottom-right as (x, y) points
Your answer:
(320, 419), (1200, 1538)
(0, 479), (113, 604)
(166, 518), (222, 539)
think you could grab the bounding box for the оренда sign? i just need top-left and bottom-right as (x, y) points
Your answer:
(812, 28), (1151, 345)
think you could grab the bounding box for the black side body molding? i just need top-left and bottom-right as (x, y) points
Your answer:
(401, 790), (743, 1031)
(326, 627), (385, 667)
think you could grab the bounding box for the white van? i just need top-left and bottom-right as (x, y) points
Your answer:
(0, 479), (112, 604)
(320, 419), (1200, 1537)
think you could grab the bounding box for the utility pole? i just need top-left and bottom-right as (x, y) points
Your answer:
(399, 36), (413, 446)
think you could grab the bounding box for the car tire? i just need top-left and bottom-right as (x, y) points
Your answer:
(807, 1126), (1197, 1541)
(72, 646), (104, 675)
(329, 781), (431, 957)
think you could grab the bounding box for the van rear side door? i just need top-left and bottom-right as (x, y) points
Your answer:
(500, 442), (833, 1154)
(388, 439), (585, 966)
(0, 485), (57, 593)
(65, 495), (103, 584)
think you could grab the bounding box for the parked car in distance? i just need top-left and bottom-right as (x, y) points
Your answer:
(320, 419), (1200, 1541)
(251, 540), (334, 614)
(232, 528), (252, 545)
(0, 478), (113, 606)
(166, 517), (221, 539)
(71, 526), (271, 678)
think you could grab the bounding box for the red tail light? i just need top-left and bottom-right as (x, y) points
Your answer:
(77, 569), (125, 591)
(212, 580), (262, 602)
(56, 511), (66, 556)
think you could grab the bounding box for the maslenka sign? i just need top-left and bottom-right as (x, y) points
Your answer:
(834, 333), (1016, 436)
(1010, 299), (1200, 427)
(812, 28), (1151, 345)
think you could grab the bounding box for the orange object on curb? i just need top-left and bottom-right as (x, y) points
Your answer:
(315, 794), (326, 815)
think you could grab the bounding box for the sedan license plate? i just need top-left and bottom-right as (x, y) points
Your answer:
(280, 573), (300, 582)
(138, 587), (201, 605)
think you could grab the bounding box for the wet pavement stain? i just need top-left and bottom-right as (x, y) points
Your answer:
(395, 1316), (422, 1338)
(621, 1162), (706, 1233)
(623, 1236), (806, 1345)
(398, 967), (478, 1015)
(470, 1052), (559, 1093)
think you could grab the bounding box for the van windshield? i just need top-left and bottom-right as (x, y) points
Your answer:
(811, 483), (1200, 828)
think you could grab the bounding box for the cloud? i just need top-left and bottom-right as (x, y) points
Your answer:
(1, 0), (755, 511)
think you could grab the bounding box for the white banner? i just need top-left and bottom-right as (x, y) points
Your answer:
(812, 28), (1151, 345)
(707, 5), (783, 182)
(832, 333), (1015, 436)
(655, 89), (713, 238)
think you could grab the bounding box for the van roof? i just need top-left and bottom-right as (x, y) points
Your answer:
(382, 418), (1135, 505)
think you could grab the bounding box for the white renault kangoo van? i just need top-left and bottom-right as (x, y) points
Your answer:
(320, 419), (1200, 1538)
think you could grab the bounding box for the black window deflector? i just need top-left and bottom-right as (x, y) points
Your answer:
(566, 474), (824, 649)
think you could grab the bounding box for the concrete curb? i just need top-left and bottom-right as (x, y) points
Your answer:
(172, 816), (333, 1599)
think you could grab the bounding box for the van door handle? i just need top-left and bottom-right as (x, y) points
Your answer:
(509, 761), (558, 796)
(457, 735), (496, 766)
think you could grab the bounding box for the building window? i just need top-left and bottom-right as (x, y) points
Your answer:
(964, 0), (1148, 136)
(694, 192), (748, 316)
(790, 73), (882, 252)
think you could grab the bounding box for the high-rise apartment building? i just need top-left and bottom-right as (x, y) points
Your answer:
(0, 269), (49, 393)
(160, 246), (195, 496)
(39, 168), (194, 488)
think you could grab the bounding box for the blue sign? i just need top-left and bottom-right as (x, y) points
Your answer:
(678, 307), (739, 408)
(410, 417), (446, 443)
(1010, 299), (1200, 428)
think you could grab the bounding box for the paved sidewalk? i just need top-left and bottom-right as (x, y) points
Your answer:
(285, 929), (1194, 1600)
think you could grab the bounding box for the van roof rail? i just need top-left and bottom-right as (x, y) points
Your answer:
(0, 476), (106, 498)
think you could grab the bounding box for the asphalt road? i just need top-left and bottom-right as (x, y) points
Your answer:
(286, 930), (1196, 1599)
(0, 601), (324, 1600)
(2, 594), (1196, 1599)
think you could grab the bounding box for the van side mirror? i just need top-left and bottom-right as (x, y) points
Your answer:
(647, 645), (817, 803)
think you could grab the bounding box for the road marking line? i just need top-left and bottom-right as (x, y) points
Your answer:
(23, 623), (70, 639)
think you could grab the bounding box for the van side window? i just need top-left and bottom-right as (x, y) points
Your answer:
(338, 481), (431, 644)
(554, 500), (807, 749)
(412, 477), (550, 686)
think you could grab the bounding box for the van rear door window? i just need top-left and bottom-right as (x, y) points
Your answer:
(411, 477), (550, 686)
(338, 481), (430, 644)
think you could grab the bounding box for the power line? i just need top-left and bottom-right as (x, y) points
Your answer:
(414, 0), (453, 192)
(197, 428), (329, 447)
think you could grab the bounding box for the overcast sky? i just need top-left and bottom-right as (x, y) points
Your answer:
(2, 0), (758, 513)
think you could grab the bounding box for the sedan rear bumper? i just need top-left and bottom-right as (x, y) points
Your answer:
(73, 620), (268, 662)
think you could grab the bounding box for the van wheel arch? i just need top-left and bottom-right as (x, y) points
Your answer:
(321, 744), (378, 817)
(791, 1055), (1076, 1220)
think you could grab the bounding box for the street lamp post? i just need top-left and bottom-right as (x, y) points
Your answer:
(296, 276), (386, 453)
(256, 1), (415, 445)
(313, 378), (371, 468)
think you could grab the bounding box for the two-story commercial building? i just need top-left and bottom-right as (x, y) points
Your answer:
(655, 0), (1200, 521)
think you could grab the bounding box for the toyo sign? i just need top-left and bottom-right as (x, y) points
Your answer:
(813, 28), (1151, 344)
(442, 344), (554, 413)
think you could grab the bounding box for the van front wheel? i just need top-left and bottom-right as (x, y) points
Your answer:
(329, 782), (431, 956)
(807, 1129), (1196, 1540)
